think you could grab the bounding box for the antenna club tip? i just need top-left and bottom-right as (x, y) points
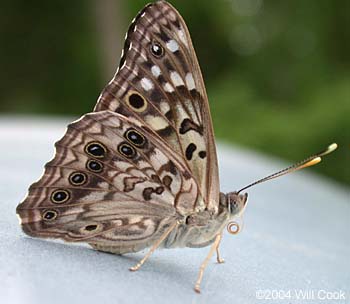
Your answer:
(328, 143), (338, 152)
(320, 143), (338, 157)
(236, 142), (338, 193)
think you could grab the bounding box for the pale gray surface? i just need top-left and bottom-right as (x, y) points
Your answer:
(1, 117), (349, 304)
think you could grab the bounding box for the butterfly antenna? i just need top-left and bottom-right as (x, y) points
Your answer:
(237, 143), (338, 194)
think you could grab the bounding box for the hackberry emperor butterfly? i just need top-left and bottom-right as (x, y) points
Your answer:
(16, 1), (337, 293)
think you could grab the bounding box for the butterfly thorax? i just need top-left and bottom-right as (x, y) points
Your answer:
(163, 192), (248, 249)
(163, 198), (229, 248)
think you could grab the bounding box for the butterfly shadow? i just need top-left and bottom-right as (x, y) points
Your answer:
(17, 236), (199, 292)
(98, 248), (199, 289)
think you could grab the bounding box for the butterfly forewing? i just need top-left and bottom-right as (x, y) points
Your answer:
(95, 1), (220, 211)
(16, 111), (202, 248)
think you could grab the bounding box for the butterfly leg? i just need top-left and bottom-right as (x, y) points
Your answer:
(215, 233), (225, 264)
(129, 220), (179, 272)
(194, 233), (222, 293)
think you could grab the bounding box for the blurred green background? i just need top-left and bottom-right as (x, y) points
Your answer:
(0, 0), (349, 186)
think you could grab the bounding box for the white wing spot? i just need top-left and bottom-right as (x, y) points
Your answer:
(178, 29), (188, 47)
(151, 65), (161, 77)
(81, 191), (106, 202)
(170, 71), (185, 87)
(113, 220), (123, 226)
(160, 101), (170, 114)
(164, 82), (175, 93)
(141, 78), (154, 91)
(185, 73), (196, 90)
(169, 11), (177, 22)
(166, 39), (179, 53)
(145, 115), (169, 130)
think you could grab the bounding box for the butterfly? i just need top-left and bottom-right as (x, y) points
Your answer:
(16, 0), (337, 293)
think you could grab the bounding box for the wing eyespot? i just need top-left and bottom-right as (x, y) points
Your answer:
(80, 223), (103, 234)
(85, 224), (98, 231)
(86, 160), (103, 173)
(118, 142), (136, 158)
(51, 189), (70, 204)
(85, 142), (107, 158)
(125, 128), (147, 148)
(69, 172), (88, 186)
(42, 210), (58, 221)
(150, 41), (164, 58)
(125, 91), (147, 112)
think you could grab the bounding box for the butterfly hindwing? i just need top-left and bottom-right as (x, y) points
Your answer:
(95, 1), (220, 211)
(16, 111), (202, 248)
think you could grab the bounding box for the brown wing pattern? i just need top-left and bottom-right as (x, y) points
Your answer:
(16, 111), (201, 247)
(94, 1), (220, 211)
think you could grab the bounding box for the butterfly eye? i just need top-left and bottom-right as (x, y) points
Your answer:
(42, 210), (58, 221)
(150, 41), (164, 57)
(118, 142), (136, 158)
(86, 160), (103, 173)
(69, 172), (87, 186)
(126, 91), (147, 112)
(85, 142), (107, 158)
(51, 190), (70, 204)
(125, 129), (146, 148)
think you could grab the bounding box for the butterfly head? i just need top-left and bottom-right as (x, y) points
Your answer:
(226, 192), (248, 217)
